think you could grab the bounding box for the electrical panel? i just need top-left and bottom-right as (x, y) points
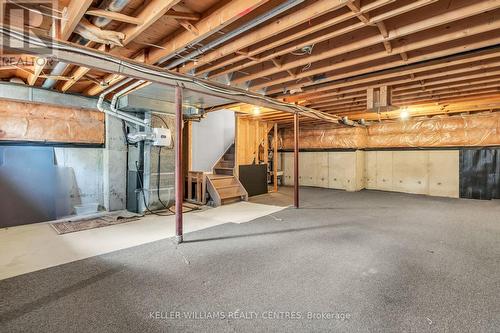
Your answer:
(152, 128), (172, 147)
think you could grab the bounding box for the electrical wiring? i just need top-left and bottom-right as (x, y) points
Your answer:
(6, 0), (67, 21)
(156, 146), (171, 210)
(135, 161), (171, 216)
(0, 26), (340, 123)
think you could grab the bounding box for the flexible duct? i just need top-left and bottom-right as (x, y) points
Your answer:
(43, 0), (131, 89)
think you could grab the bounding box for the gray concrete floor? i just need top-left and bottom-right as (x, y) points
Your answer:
(1, 188), (499, 332)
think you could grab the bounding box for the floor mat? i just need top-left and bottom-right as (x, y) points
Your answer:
(50, 212), (142, 235)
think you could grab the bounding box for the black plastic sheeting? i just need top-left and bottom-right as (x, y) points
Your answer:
(0, 146), (57, 227)
(459, 149), (500, 200)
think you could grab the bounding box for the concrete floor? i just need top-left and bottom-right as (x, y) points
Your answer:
(1, 188), (499, 332)
(0, 202), (285, 280)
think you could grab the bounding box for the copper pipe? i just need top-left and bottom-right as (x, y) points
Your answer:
(294, 112), (299, 208)
(175, 85), (183, 243)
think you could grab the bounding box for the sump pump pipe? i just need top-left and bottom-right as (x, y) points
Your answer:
(97, 79), (149, 127)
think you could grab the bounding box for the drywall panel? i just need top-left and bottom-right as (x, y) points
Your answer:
(428, 150), (459, 198)
(376, 151), (393, 191)
(364, 151), (377, 189)
(393, 151), (429, 195)
(192, 110), (235, 172)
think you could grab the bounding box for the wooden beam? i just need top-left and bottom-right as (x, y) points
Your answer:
(235, 0), (500, 87)
(28, 58), (45, 86)
(63, 0), (179, 93)
(183, 0), (359, 75)
(61, 0), (93, 40)
(148, 0), (271, 65)
(85, 8), (143, 25)
(61, 66), (90, 92)
(121, 0), (181, 47)
(264, 24), (500, 94)
(176, 19), (199, 36)
(376, 21), (389, 38)
(202, 0), (432, 78)
(85, 0), (272, 96)
(164, 10), (200, 21)
(286, 50), (500, 102)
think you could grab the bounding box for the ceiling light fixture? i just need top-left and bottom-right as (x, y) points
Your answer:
(400, 107), (410, 120)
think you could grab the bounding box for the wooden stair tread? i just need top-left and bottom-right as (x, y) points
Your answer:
(215, 184), (240, 190)
(206, 143), (248, 206)
(207, 175), (234, 180)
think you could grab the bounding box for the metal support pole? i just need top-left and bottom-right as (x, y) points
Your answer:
(294, 113), (299, 208)
(175, 86), (183, 244)
(273, 123), (278, 193)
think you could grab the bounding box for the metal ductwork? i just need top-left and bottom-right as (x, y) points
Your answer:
(43, 0), (131, 89)
(0, 82), (98, 109)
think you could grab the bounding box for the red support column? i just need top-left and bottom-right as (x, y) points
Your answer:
(175, 86), (183, 243)
(294, 112), (299, 208)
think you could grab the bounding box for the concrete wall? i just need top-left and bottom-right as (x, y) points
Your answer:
(192, 110), (235, 172)
(53, 115), (130, 215)
(282, 150), (459, 198)
(364, 150), (459, 198)
(103, 114), (128, 211)
(148, 114), (175, 210)
(54, 148), (104, 214)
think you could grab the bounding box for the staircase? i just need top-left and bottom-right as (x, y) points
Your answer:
(206, 144), (248, 206)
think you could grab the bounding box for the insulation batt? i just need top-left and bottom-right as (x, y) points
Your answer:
(0, 100), (105, 144)
(75, 19), (125, 47)
(281, 113), (500, 149)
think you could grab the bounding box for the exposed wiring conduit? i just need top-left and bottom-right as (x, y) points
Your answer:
(43, 0), (131, 89)
(164, 0), (306, 70)
(1, 26), (342, 124)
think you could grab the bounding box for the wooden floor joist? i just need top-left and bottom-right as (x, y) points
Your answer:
(1, 0), (500, 124)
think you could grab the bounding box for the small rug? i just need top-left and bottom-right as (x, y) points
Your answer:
(51, 212), (142, 235)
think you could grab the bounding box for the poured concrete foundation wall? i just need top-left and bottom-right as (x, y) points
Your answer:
(364, 150), (459, 198)
(148, 114), (175, 210)
(103, 114), (127, 212)
(282, 150), (459, 198)
(54, 148), (104, 214)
